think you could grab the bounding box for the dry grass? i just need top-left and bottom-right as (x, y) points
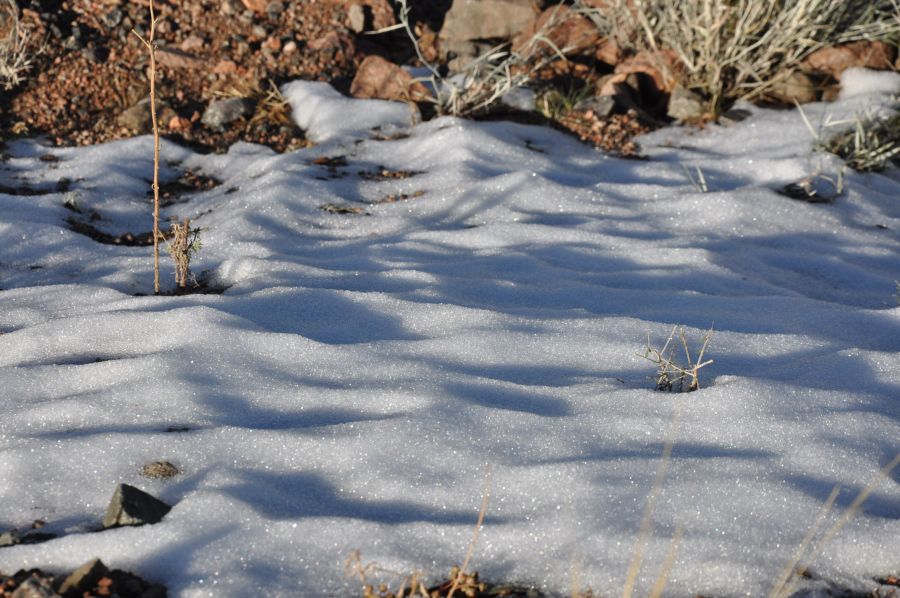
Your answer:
(821, 110), (900, 172)
(131, 0), (163, 294)
(0, 0), (40, 90)
(641, 326), (714, 392)
(769, 453), (900, 598)
(582, 0), (900, 114)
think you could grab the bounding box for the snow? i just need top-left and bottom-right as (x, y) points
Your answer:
(1, 74), (898, 597)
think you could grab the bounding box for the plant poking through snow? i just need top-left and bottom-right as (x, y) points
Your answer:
(821, 110), (900, 172)
(168, 218), (201, 289)
(581, 0), (900, 115)
(379, 0), (572, 117)
(642, 326), (714, 392)
(0, 0), (40, 90)
(132, 0), (163, 294)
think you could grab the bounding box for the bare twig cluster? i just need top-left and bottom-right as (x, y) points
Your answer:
(0, 0), (40, 90)
(168, 218), (201, 289)
(641, 326), (714, 392)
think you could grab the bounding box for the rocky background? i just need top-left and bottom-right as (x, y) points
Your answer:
(2, 0), (894, 156)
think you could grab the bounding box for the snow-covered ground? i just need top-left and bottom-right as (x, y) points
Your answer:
(1, 69), (898, 597)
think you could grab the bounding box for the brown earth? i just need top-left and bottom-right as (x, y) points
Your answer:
(0, 0), (648, 155)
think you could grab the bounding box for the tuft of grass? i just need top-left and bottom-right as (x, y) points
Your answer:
(0, 0), (40, 91)
(581, 0), (900, 115)
(641, 326), (714, 392)
(536, 80), (594, 121)
(821, 110), (900, 172)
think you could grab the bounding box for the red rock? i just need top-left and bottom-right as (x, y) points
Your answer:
(803, 41), (896, 77)
(155, 47), (205, 70)
(599, 50), (679, 95)
(213, 59), (238, 74)
(180, 34), (205, 51)
(239, 0), (267, 13)
(350, 55), (430, 102)
(513, 5), (599, 57)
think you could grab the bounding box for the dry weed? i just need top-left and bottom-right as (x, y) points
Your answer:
(641, 326), (714, 392)
(0, 0), (40, 90)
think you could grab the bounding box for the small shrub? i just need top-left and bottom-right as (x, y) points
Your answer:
(0, 0), (40, 90)
(582, 0), (900, 114)
(641, 326), (714, 392)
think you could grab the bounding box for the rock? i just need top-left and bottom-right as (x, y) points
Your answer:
(239, 0), (267, 13)
(667, 86), (705, 121)
(155, 47), (205, 70)
(140, 460), (180, 479)
(212, 59), (238, 74)
(803, 41), (896, 78)
(347, 3), (368, 33)
(512, 5), (599, 57)
(595, 37), (620, 66)
(574, 94), (615, 118)
(0, 529), (21, 547)
(117, 99), (176, 132)
(10, 578), (58, 598)
(201, 97), (256, 130)
(350, 55), (430, 102)
(180, 34), (205, 52)
(102, 484), (172, 528)
(58, 558), (109, 597)
(441, 0), (539, 46)
(343, 0), (395, 31)
(767, 70), (816, 104)
(718, 107), (752, 125)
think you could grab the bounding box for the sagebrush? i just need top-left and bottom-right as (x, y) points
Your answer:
(582, 0), (900, 114)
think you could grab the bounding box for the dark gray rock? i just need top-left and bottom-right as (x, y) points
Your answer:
(574, 94), (616, 118)
(201, 98), (256, 130)
(58, 558), (108, 597)
(117, 99), (174, 133)
(667, 86), (705, 121)
(102, 484), (172, 528)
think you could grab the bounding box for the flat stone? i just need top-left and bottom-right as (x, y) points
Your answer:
(102, 484), (172, 528)
(667, 86), (705, 121)
(441, 0), (538, 45)
(155, 47), (205, 70)
(58, 558), (108, 597)
(350, 55), (430, 102)
(201, 97), (256, 130)
(768, 70), (816, 104)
